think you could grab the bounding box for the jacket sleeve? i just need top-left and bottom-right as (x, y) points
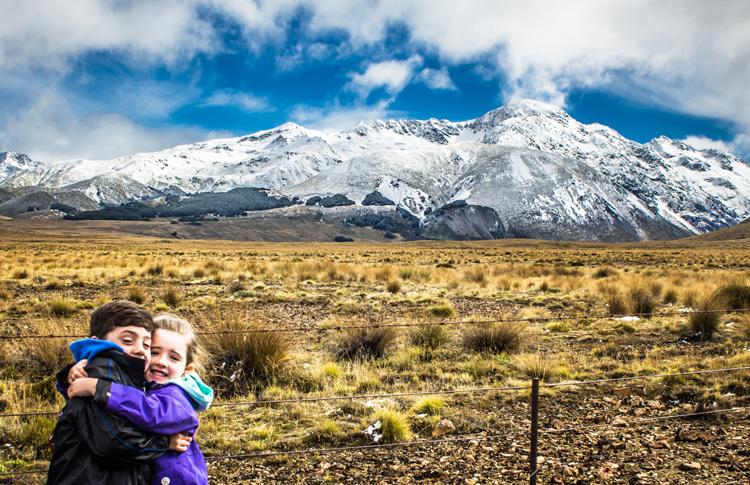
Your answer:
(55, 364), (73, 400)
(67, 359), (169, 464)
(66, 397), (169, 465)
(94, 381), (199, 435)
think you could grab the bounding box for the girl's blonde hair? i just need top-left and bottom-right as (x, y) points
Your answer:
(153, 313), (206, 375)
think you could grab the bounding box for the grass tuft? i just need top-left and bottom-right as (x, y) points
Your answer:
(332, 326), (397, 360)
(369, 409), (412, 443)
(409, 324), (450, 349)
(462, 322), (527, 354)
(203, 314), (290, 396)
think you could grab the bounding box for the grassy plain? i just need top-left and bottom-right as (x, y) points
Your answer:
(0, 223), (749, 483)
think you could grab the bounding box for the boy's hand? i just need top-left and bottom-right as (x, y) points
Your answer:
(169, 433), (192, 452)
(68, 377), (98, 398)
(67, 359), (88, 385)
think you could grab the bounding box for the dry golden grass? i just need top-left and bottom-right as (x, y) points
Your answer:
(0, 230), (749, 471)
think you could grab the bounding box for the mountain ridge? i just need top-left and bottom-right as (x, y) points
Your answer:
(1, 99), (748, 241)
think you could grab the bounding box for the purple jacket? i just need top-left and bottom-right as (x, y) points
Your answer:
(94, 381), (208, 485)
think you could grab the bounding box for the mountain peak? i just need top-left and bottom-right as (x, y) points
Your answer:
(474, 98), (568, 128)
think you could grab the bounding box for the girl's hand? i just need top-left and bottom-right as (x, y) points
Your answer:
(67, 359), (88, 385)
(169, 433), (192, 452)
(68, 377), (97, 398)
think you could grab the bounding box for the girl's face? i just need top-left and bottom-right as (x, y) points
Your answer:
(145, 329), (193, 383)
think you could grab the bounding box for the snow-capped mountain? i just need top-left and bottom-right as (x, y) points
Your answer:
(1, 99), (748, 241)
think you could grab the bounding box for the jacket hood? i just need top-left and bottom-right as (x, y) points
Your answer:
(170, 373), (214, 412)
(70, 338), (123, 362)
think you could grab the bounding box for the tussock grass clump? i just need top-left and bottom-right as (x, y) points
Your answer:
(386, 280), (401, 294)
(162, 286), (181, 308)
(628, 286), (656, 317)
(203, 316), (290, 396)
(146, 264), (163, 276)
(427, 304), (455, 318)
(410, 397), (445, 416)
(593, 267), (616, 278)
(463, 267), (487, 286)
(462, 322), (527, 354)
(0, 289), (9, 301)
(320, 362), (342, 380)
(689, 296), (722, 341)
(126, 286), (146, 304)
(714, 282), (750, 310)
(663, 288), (679, 305)
(409, 324), (450, 349)
(6, 416), (57, 455)
(369, 409), (412, 443)
(193, 268), (206, 278)
(48, 299), (77, 317)
(512, 353), (559, 381)
(333, 326), (397, 360)
(12, 269), (29, 279)
(227, 279), (246, 293)
(304, 419), (343, 445)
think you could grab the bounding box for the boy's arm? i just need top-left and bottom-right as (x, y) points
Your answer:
(65, 397), (169, 464)
(92, 381), (199, 435)
(68, 358), (169, 463)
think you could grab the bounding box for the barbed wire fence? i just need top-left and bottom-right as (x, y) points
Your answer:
(0, 308), (749, 482)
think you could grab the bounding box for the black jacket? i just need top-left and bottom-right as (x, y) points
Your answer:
(47, 348), (169, 485)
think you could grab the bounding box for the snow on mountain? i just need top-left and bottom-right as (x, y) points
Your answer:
(0, 152), (47, 187)
(2, 99), (749, 241)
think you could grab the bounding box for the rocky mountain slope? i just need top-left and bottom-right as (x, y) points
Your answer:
(1, 100), (748, 241)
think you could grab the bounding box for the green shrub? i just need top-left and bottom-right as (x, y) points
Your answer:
(462, 322), (527, 353)
(332, 326), (397, 360)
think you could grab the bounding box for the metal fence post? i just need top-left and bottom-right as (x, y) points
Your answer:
(529, 377), (539, 485)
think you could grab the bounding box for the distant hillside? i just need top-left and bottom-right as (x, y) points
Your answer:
(687, 217), (750, 241)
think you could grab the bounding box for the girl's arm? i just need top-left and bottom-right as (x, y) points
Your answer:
(92, 380), (199, 435)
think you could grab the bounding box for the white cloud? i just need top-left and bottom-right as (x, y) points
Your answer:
(0, 0), (217, 73)
(348, 56), (423, 97)
(416, 68), (457, 91)
(201, 90), (275, 113)
(290, 0), (750, 135)
(0, 89), (227, 162)
(680, 136), (734, 153)
(290, 100), (398, 130)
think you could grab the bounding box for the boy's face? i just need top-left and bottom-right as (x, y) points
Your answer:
(102, 325), (151, 369)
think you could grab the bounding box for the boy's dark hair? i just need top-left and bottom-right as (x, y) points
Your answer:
(90, 300), (154, 338)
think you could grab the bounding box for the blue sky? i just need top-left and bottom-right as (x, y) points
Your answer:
(0, 1), (748, 161)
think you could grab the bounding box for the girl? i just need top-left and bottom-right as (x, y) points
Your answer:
(69, 314), (213, 485)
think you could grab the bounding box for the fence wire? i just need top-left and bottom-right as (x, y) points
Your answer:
(1, 307), (748, 340)
(1, 365), (748, 420)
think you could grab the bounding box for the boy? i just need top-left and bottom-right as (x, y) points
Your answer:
(47, 300), (170, 485)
